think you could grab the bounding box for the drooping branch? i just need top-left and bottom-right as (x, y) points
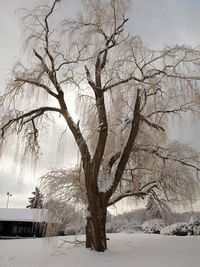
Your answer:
(1, 106), (61, 138)
(15, 77), (58, 98)
(40, 167), (87, 206)
(108, 177), (158, 207)
(146, 102), (199, 118)
(55, 45), (93, 71)
(138, 146), (200, 172)
(56, 90), (91, 170)
(140, 114), (165, 132)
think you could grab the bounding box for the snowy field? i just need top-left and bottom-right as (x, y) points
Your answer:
(0, 233), (200, 267)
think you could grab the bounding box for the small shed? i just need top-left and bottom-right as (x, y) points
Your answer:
(0, 208), (61, 238)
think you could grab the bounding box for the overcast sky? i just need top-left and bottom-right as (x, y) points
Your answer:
(0, 0), (200, 209)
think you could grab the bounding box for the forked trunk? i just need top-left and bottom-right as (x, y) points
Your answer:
(85, 195), (107, 252)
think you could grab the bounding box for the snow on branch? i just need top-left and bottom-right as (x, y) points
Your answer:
(98, 151), (121, 193)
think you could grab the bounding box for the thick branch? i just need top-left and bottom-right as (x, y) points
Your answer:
(108, 190), (147, 207)
(92, 89), (108, 181)
(33, 49), (49, 73)
(44, 0), (57, 65)
(37, 0), (61, 93)
(106, 90), (141, 200)
(103, 75), (142, 92)
(84, 65), (96, 90)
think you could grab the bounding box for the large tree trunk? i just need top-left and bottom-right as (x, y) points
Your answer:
(85, 194), (107, 252)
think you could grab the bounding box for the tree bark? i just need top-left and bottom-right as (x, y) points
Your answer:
(85, 194), (107, 252)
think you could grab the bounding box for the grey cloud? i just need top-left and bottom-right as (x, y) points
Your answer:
(0, 169), (35, 208)
(129, 0), (200, 48)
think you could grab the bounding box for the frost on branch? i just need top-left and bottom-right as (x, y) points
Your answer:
(40, 167), (87, 207)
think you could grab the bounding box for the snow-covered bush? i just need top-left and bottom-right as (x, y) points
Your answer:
(160, 222), (188, 236)
(106, 215), (142, 233)
(114, 221), (142, 233)
(188, 215), (200, 235)
(106, 217), (126, 233)
(106, 209), (145, 233)
(142, 219), (166, 234)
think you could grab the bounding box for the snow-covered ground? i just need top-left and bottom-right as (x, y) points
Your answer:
(0, 233), (200, 267)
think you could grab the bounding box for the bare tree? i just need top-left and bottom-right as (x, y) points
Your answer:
(1, 0), (200, 251)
